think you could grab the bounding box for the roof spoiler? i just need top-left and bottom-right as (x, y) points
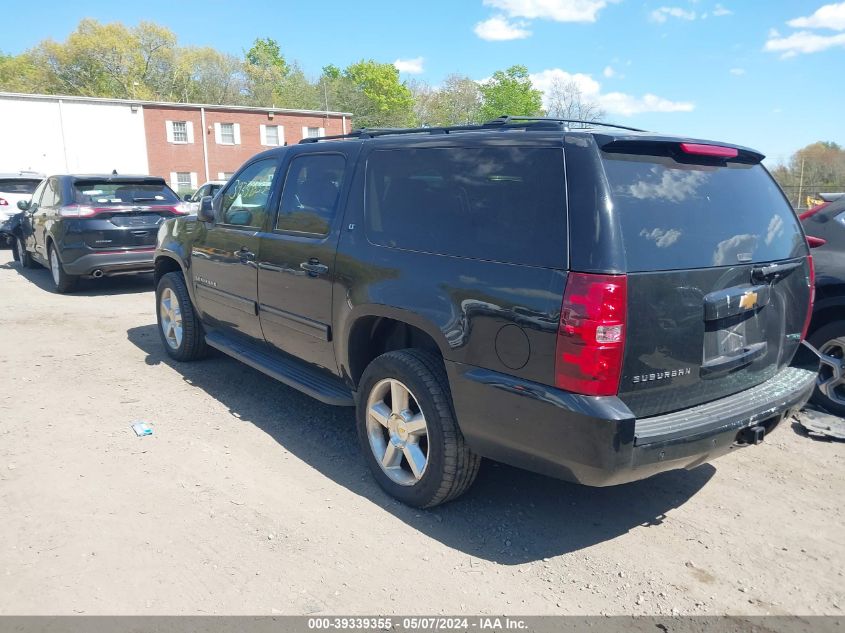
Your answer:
(599, 137), (764, 164)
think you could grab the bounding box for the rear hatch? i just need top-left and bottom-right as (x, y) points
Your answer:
(70, 179), (185, 249)
(599, 140), (811, 418)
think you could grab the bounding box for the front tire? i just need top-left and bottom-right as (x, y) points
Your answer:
(356, 349), (480, 508)
(809, 321), (845, 417)
(156, 271), (208, 361)
(48, 244), (77, 293)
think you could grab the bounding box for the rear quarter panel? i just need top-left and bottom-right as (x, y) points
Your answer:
(332, 139), (568, 387)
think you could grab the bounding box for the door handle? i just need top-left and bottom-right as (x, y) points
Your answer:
(300, 259), (328, 275)
(237, 247), (255, 262)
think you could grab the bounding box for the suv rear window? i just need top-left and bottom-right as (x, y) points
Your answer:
(73, 181), (180, 206)
(365, 147), (567, 268)
(602, 154), (805, 271)
(0, 179), (41, 194)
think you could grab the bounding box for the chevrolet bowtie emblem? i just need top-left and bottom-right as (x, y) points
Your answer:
(739, 290), (758, 310)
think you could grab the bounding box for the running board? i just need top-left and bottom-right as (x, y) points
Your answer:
(204, 331), (354, 406)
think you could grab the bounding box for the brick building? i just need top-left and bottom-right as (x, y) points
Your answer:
(0, 92), (352, 192)
(144, 103), (350, 192)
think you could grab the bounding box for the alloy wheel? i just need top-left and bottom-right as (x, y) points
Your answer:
(365, 378), (430, 486)
(159, 287), (184, 350)
(818, 337), (845, 408)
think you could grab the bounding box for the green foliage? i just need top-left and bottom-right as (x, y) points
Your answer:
(478, 65), (543, 121)
(770, 141), (845, 209)
(343, 60), (414, 128)
(410, 75), (482, 127)
(245, 37), (288, 75)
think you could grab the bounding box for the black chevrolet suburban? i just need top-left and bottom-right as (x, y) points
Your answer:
(153, 117), (819, 508)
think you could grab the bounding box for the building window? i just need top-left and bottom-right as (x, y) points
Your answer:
(166, 120), (193, 144)
(220, 123), (235, 144)
(218, 172), (234, 180)
(172, 121), (188, 143)
(265, 125), (279, 145)
(176, 172), (192, 192)
(304, 127), (324, 139)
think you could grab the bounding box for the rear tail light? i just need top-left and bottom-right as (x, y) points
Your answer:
(173, 203), (191, 215)
(0, 198), (7, 206)
(555, 272), (627, 396)
(806, 236), (826, 248)
(59, 205), (97, 217)
(801, 255), (815, 342)
(799, 202), (830, 221)
(679, 143), (739, 159)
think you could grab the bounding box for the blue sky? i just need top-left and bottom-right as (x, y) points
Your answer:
(3, 0), (844, 164)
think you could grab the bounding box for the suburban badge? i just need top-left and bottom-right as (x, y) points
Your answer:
(632, 368), (693, 384)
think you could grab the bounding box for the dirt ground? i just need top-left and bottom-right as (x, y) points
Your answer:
(0, 254), (843, 616)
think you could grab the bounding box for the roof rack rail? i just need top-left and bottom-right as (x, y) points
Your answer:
(298, 115), (646, 144)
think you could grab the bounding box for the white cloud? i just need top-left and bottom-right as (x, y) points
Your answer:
(712, 4), (732, 17)
(599, 92), (695, 115)
(729, 67), (746, 75)
(483, 0), (612, 23)
(393, 57), (425, 74)
(529, 68), (694, 116)
(474, 15), (532, 40)
(787, 2), (845, 30)
(764, 30), (845, 57)
(603, 65), (616, 78)
(650, 7), (697, 23)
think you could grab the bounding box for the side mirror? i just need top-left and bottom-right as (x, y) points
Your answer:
(17, 200), (30, 212)
(183, 193), (193, 202)
(198, 196), (215, 223)
(807, 236), (826, 248)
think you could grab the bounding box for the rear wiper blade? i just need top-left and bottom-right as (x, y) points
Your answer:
(132, 197), (157, 202)
(751, 261), (802, 282)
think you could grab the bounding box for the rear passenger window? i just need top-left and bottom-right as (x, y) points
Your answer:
(276, 154), (346, 236)
(365, 147), (567, 268)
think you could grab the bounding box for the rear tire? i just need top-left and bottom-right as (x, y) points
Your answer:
(48, 244), (77, 293)
(11, 238), (19, 262)
(18, 237), (36, 269)
(156, 271), (208, 362)
(356, 349), (480, 508)
(809, 321), (845, 417)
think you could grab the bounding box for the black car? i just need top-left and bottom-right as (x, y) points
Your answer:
(153, 116), (819, 507)
(17, 174), (188, 293)
(800, 196), (845, 416)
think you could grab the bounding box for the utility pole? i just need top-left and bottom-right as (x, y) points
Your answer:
(796, 157), (806, 211)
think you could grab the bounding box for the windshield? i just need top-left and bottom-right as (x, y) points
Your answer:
(0, 179), (42, 194)
(73, 181), (180, 206)
(602, 153), (806, 271)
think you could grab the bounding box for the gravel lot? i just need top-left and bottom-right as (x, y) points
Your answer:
(0, 254), (843, 616)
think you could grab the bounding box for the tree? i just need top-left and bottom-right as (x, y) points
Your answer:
(28, 19), (180, 99)
(410, 75), (482, 127)
(0, 51), (45, 93)
(544, 77), (605, 123)
(244, 37), (290, 106)
(478, 65), (543, 121)
(172, 47), (246, 104)
(343, 60), (414, 128)
(274, 62), (322, 110)
(770, 141), (845, 209)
